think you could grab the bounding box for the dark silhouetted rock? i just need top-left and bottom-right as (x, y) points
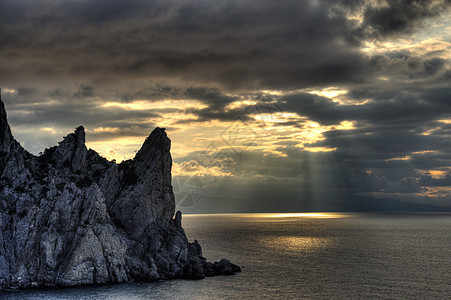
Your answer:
(204, 262), (215, 277)
(186, 256), (205, 280)
(189, 240), (202, 257)
(213, 259), (239, 276)
(231, 263), (241, 273)
(0, 94), (240, 290)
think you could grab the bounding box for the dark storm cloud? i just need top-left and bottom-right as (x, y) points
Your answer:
(421, 87), (451, 106)
(2, 88), (162, 130)
(409, 151), (451, 171)
(119, 84), (181, 102)
(5, 99), (160, 129)
(1, 0), (448, 90)
(315, 127), (447, 160)
(174, 87), (258, 123)
(267, 86), (449, 126)
(357, 0), (450, 38)
(74, 84), (95, 98)
(181, 107), (253, 123)
(184, 87), (238, 110)
(420, 175), (451, 187)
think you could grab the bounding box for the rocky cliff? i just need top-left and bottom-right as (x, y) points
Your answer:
(0, 96), (239, 290)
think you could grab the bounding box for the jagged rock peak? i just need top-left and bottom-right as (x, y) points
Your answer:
(111, 126), (175, 237)
(52, 125), (87, 171)
(74, 125), (85, 137)
(136, 127), (170, 158)
(0, 92), (6, 119)
(0, 92), (14, 153)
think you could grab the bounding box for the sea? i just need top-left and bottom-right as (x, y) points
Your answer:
(2, 213), (451, 299)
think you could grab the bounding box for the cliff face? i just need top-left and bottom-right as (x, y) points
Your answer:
(0, 96), (239, 290)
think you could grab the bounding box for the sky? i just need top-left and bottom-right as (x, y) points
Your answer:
(1, 0), (451, 213)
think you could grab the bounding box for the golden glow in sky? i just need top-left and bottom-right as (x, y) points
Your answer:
(86, 99), (358, 163)
(101, 99), (208, 111)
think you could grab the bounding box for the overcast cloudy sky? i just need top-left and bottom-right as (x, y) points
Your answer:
(1, 0), (451, 212)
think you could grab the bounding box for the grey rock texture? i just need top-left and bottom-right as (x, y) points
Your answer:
(0, 96), (239, 290)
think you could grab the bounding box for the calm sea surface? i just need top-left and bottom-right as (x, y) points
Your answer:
(2, 213), (451, 299)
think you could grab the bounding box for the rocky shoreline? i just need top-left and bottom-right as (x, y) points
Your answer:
(0, 95), (239, 291)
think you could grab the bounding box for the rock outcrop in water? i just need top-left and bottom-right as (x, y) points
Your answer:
(0, 95), (239, 290)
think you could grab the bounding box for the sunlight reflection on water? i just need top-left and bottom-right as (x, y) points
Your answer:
(185, 212), (353, 219)
(262, 236), (331, 253)
(258, 213), (352, 218)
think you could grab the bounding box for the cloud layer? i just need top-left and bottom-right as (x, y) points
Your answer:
(1, 0), (451, 212)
